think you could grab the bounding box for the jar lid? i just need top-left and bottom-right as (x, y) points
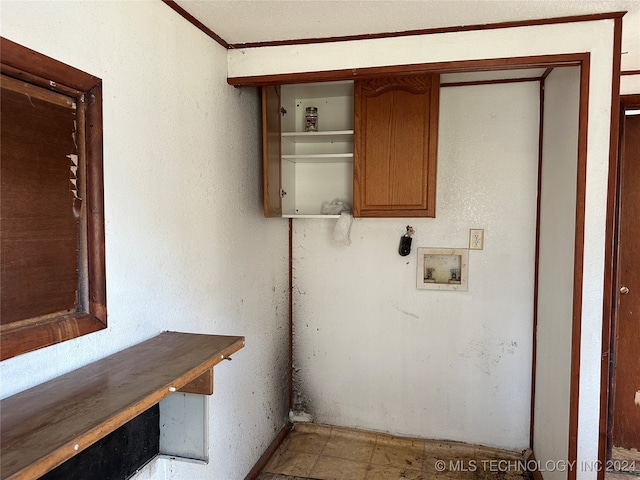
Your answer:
(305, 107), (317, 112)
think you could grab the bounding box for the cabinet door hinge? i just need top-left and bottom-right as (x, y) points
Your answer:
(280, 107), (287, 116)
(280, 188), (287, 198)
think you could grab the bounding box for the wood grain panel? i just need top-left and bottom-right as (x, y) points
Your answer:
(262, 86), (282, 217)
(354, 74), (438, 217)
(178, 369), (214, 395)
(612, 113), (640, 449)
(0, 332), (244, 480)
(1, 85), (79, 325)
(0, 313), (106, 362)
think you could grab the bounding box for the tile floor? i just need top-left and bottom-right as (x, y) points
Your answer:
(606, 446), (640, 479)
(258, 423), (532, 480)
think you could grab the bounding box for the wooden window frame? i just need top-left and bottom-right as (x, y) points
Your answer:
(1, 37), (106, 360)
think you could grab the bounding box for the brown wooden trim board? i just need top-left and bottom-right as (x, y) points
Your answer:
(244, 425), (291, 480)
(164, 7), (624, 51)
(161, 0), (229, 48)
(530, 75), (546, 450)
(229, 12), (625, 49)
(440, 76), (542, 88)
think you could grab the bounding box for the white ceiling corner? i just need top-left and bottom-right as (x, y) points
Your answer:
(173, 0), (639, 70)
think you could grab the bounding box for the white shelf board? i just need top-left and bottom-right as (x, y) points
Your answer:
(282, 130), (354, 143)
(282, 153), (353, 163)
(283, 214), (341, 219)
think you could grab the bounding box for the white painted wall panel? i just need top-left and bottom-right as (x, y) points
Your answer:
(534, 66), (580, 480)
(160, 393), (208, 461)
(0, 2), (289, 479)
(292, 82), (539, 451)
(621, 74), (640, 95)
(228, 20), (615, 79)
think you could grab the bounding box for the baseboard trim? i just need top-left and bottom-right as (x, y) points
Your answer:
(244, 425), (291, 480)
(527, 451), (545, 480)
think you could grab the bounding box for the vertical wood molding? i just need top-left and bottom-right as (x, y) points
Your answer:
(598, 16), (624, 480)
(566, 53), (591, 480)
(530, 77), (545, 449)
(86, 82), (107, 325)
(262, 86), (282, 218)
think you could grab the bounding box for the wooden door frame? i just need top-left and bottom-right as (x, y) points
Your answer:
(600, 93), (640, 478)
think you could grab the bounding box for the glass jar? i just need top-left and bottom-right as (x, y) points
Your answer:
(305, 107), (318, 132)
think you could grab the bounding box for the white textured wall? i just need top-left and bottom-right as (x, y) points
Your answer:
(228, 19), (615, 80)
(621, 74), (640, 95)
(0, 1), (289, 478)
(292, 81), (539, 450)
(620, 7), (639, 94)
(534, 66), (580, 480)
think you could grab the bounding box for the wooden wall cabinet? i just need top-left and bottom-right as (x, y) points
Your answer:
(262, 82), (354, 218)
(262, 75), (439, 218)
(353, 74), (439, 217)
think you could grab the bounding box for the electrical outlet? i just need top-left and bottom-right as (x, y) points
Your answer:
(470, 229), (484, 250)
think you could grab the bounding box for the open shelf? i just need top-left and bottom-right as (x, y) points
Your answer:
(282, 153), (353, 163)
(283, 214), (341, 219)
(278, 81), (354, 217)
(282, 130), (354, 143)
(0, 331), (244, 480)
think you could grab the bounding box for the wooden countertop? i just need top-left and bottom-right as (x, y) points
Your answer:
(0, 331), (245, 480)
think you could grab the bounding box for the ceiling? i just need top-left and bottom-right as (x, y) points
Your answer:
(174, 0), (640, 71)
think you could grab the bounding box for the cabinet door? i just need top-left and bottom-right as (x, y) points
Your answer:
(262, 85), (282, 218)
(353, 75), (439, 217)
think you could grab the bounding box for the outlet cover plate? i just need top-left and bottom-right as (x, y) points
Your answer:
(470, 229), (484, 250)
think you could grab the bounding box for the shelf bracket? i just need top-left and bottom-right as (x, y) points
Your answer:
(178, 369), (214, 395)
